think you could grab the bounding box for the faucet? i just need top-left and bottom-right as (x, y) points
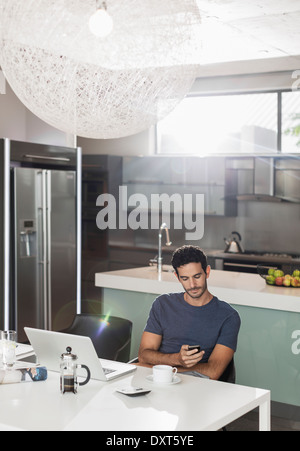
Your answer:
(158, 223), (172, 276)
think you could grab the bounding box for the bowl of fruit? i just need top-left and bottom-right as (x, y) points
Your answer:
(257, 264), (300, 287)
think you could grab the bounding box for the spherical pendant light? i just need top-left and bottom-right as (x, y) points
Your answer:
(0, 0), (201, 139)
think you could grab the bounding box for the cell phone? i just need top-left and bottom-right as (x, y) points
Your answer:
(116, 387), (152, 397)
(188, 345), (201, 353)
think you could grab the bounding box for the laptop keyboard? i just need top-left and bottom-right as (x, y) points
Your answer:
(103, 367), (116, 375)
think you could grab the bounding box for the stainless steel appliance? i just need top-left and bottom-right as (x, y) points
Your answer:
(214, 251), (300, 274)
(224, 231), (244, 254)
(0, 139), (81, 342)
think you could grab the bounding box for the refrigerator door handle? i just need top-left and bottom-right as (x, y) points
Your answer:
(36, 170), (44, 330)
(46, 171), (52, 331)
(41, 170), (49, 330)
(24, 154), (71, 162)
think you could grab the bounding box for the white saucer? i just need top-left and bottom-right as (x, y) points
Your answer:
(146, 375), (181, 385)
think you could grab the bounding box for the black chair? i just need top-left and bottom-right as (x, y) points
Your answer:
(219, 359), (236, 384)
(61, 314), (132, 363)
(219, 359), (236, 431)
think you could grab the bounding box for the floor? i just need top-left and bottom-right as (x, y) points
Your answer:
(225, 410), (300, 431)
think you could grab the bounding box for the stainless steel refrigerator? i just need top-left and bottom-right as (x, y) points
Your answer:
(0, 139), (81, 342)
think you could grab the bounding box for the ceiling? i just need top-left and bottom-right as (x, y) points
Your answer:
(196, 0), (300, 65)
(1, 1), (299, 77)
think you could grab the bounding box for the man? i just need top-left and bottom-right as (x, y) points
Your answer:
(138, 245), (241, 380)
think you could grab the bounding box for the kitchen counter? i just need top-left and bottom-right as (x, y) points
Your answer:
(95, 266), (300, 314)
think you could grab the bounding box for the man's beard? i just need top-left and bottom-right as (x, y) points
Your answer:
(185, 281), (207, 299)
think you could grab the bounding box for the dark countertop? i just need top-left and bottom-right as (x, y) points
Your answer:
(110, 243), (175, 254)
(109, 243), (300, 265)
(209, 251), (300, 265)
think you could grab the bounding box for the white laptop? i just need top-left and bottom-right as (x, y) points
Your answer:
(24, 327), (136, 382)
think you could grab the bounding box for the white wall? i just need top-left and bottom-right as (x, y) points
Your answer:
(0, 83), (27, 141)
(0, 82), (75, 147)
(77, 127), (156, 156)
(25, 108), (76, 147)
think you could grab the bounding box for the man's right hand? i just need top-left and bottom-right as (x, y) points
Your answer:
(177, 345), (205, 368)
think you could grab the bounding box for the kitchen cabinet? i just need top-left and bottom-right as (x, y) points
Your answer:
(81, 155), (122, 310)
(123, 156), (227, 216)
(225, 157), (275, 202)
(275, 157), (300, 202)
(225, 155), (300, 204)
(122, 154), (300, 217)
(109, 246), (167, 271)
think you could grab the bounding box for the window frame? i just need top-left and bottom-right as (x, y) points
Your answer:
(156, 71), (300, 156)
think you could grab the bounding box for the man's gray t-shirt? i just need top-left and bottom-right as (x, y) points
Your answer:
(144, 293), (241, 362)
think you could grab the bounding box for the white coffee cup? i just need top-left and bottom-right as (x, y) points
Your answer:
(152, 365), (178, 384)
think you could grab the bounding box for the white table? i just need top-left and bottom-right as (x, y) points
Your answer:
(0, 366), (270, 431)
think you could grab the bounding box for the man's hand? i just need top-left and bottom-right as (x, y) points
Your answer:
(177, 345), (205, 368)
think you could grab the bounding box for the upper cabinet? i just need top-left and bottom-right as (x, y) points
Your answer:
(122, 154), (300, 220)
(123, 156), (226, 216)
(225, 155), (300, 205)
(275, 157), (300, 202)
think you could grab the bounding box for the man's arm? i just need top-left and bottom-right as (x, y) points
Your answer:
(138, 332), (234, 381)
(138, 332), (177, 366)
(138, 331), (205, 368)
(178, 344), (234, 381)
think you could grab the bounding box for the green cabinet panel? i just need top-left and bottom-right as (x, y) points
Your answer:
(233, 304), (300, 406)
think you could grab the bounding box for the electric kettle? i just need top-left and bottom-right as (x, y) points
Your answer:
(224, 231), (244, 254)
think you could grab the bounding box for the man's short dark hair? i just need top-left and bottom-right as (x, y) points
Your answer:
(171, 245), (208, 275)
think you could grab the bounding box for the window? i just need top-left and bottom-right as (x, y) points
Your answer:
(282, 91), (300, 153)
(157, 88), (300, 155)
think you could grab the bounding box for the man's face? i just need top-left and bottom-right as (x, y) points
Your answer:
(176, 262), (210, 300)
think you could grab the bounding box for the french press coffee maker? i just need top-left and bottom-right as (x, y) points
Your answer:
(60, 347), (91, 394)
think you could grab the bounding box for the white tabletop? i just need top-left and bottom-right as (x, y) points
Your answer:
(0, 366), (270, 431)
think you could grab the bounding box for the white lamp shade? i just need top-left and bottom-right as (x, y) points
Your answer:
(0, 0), (201, 139)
